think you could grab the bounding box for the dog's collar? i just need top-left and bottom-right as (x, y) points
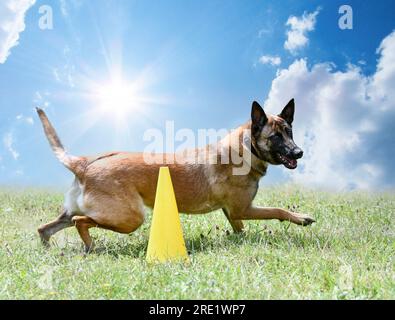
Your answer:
(249, 143), (267, 176)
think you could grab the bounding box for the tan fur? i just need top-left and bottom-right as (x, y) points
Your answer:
(37, 109), (314, 252)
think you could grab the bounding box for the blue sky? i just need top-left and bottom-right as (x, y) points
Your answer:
(0, 0), (394, 189)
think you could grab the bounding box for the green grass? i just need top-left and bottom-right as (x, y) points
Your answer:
(0, 186), (394, 299)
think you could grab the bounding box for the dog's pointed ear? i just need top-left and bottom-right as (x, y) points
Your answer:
(279, 98), (295, 125)
(251, 101), (267, 137)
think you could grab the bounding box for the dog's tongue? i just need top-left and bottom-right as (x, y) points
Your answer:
(284, 157), (297, 169)
(279, 154), (297, 169)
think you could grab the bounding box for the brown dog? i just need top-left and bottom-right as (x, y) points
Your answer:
(37, 99), (314, 252)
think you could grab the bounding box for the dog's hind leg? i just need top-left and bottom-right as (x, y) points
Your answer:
(76, 191), (145, 252)
(38, 210), (73, 247)
(72, 216), (97, 253)
(223, 208), (244, 233)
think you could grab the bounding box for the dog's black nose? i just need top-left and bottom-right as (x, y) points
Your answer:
(292, 148), (303, 159)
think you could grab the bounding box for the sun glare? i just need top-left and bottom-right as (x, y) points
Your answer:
(95, 79), (137, 117)
(83, 68), (167, 137)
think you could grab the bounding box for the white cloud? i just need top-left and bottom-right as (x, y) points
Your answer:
(3, 132), (19, 160)
(59, 0), (82, 18)
(33, 90), (51, 109)
(258, 28), (272, 38)
(370, 31), (395, 107)
(16, 114), (34, 125)
(0, 0), (36, 64)
(265, 31), (395, 190)
(59, 0), (68, 17)
(258, 55), (281, 66)
(52, 45), (76, 87)
(284, 8), (320, 54)
(53, 68), (61, 82)
(53, 65), (75, 87)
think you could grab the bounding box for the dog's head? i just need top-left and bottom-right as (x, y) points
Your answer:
(250, 99), (303, 169)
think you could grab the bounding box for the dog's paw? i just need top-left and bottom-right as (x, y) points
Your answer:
(299, 215), (316, 226)
(38, 228), (51, 247)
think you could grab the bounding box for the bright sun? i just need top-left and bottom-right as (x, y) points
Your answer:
(85, 70), (166, 133)
(95, 79), (137, 117)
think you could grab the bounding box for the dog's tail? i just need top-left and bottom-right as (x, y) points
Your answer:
(36, 108), (85, 176)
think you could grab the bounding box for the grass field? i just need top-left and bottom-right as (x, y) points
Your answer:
(0, 186), (394, 299)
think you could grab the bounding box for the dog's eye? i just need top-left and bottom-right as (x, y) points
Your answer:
(285, 128), (293, 139)
(272, 132), (283, 140)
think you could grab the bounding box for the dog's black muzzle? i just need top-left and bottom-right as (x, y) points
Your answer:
(291, 147), (303, 159)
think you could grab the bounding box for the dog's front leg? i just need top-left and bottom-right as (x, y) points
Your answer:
(235, 206), (315, 226)
(223, 208), (245, 233)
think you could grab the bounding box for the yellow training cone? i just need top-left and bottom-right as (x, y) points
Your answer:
(146, 167), (189, 263)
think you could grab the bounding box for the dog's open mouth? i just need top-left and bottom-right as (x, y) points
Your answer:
(278, 154), (297, 169)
